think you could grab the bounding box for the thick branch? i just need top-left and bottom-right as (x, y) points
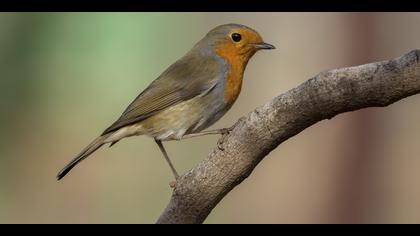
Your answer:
(157, 50), (420, 224)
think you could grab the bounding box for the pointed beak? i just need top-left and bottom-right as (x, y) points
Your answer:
(253, 42), (276, 50)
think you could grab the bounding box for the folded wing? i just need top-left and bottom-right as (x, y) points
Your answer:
(102, 54), (224, 135)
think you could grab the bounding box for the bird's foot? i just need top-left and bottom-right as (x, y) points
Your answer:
(219, 127), (233, 135)
(169, 174), (179, 188)
(217, 126), (234, 150)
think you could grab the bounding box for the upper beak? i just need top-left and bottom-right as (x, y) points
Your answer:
(253, 42), (276, 50)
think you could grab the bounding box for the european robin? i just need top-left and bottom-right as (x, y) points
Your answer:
(57, 23), (275, 180)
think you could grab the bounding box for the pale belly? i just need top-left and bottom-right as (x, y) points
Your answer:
(106, 94), (230, 142)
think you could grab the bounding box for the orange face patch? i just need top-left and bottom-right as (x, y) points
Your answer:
(215, 28), (264, 105)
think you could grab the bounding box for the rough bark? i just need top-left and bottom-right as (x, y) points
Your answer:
(156, 50), (420, 224)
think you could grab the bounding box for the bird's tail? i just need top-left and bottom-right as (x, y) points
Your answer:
(57, 134), (110, 180)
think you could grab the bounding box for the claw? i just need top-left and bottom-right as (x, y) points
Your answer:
(169, 180), (177, 188)
(217, 139), (225, 150)
(217, 126), (233, 150)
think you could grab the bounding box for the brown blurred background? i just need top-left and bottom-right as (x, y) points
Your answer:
(1, 12), (420, 223)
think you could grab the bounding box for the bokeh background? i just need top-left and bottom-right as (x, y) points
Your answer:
(1, 12), (420, 223)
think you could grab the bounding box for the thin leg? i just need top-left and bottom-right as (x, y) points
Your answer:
(179, 127), (233, 140)
(155, 139), (179, 179)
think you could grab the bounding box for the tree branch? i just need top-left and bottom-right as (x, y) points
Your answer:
(156, 49), (420, 224)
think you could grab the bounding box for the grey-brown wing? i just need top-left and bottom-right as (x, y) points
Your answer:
(101, 54), (224, 135)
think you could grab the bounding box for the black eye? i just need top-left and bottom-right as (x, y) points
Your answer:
(231, 33), (242, 42)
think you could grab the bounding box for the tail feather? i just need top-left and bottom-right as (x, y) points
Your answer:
(57, 134), (110, 180)
(109, 140), (119, 147)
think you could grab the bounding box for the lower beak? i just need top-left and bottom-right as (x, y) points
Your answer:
(253, 42), (276, 50)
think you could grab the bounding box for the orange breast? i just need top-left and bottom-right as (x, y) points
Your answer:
(216, 45), (248, 105)
(224, 64), (244, 105)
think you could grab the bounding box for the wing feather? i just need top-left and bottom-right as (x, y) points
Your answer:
(102, 53), (224, 135)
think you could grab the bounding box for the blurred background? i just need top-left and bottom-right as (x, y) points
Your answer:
(1, 12), (420, 223)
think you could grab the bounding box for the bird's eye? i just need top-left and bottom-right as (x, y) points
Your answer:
(231, 33), (242, 42)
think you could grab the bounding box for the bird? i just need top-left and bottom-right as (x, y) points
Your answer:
(57, 23), (275, 181)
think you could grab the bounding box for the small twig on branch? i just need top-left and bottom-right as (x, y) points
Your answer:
(156, 50), (420, 224)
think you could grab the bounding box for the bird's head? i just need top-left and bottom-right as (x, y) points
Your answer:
(197, 24), (275, 63)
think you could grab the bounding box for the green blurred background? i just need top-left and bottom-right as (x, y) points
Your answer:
(1, 12), (420, 223)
